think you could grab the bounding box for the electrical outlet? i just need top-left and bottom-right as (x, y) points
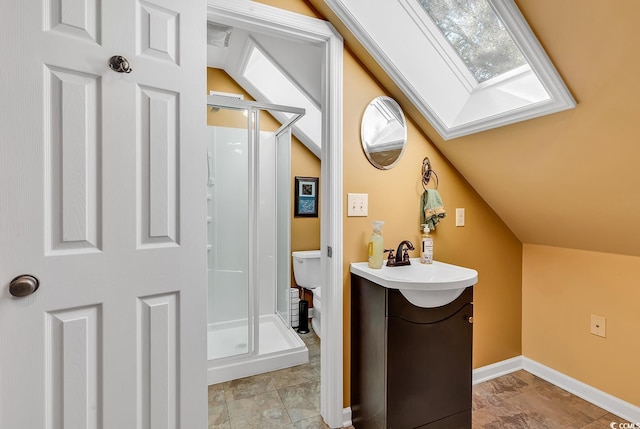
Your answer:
(455, 208), (465, 227)
(347, 193), (368, 217)
(590, 314), (606, 338)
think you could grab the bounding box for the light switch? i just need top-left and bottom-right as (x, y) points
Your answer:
(347, 193), (368, 217)
(456, 208), (465, 227)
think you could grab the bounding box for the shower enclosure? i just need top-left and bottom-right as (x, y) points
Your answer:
(206, 95), (307, 384)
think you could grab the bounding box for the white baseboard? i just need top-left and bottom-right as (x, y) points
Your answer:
(473, 356), (523, 385)
(342, 407), (352, 427)
(522, 357), (640, 424)
(343, 356), (640, 427)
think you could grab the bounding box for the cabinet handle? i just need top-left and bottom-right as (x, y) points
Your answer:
(466, 316), (473, 324)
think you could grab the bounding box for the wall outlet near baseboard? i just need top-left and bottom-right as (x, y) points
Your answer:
(590, 314), (606, 338)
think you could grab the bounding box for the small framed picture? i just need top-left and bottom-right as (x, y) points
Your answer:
(294, 176), (319, 217)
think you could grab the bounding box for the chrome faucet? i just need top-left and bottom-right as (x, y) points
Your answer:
(385, 240), (414, 266)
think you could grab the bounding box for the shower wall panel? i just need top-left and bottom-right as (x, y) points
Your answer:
(207, 127), (277, 324)
(207, 127), (249, 325)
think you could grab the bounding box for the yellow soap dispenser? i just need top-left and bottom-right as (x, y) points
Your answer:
(420, 223), (433, 264)
(368, 221), (384, 269)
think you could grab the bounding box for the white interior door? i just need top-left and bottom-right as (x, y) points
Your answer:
(0, 0), (207, 428)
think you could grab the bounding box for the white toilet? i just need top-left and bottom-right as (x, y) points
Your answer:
(292, 250), (322, 338)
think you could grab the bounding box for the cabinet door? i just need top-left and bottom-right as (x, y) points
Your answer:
(387, 299), (473, 428)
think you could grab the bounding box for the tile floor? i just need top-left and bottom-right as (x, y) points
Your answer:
(472, 370), (627, 428)
(208, 331), (325, 429)
(209, 331), (628, 429)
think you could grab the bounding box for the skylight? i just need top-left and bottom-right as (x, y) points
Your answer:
(240, 39), (322, 156)
(417, 0), (526, 83)
(323, 0), (576, 139)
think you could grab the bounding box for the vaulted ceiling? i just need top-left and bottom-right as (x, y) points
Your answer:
(308, 0), (640, 257)
(207, 25), (324, 156)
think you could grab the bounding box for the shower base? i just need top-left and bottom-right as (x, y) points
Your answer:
(207, 314), (308, 385)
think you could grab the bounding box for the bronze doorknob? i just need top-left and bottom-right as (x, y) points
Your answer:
(9, 275), (40, 297)
(109, 55), (133, 73)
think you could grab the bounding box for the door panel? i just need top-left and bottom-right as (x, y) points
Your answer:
(138, 1), (180, 64)
(0, 0), (206, 427)
(138, 292), (179, 429)
(45, 65), (103, 254)
(46, 0), (101, 44)
(138, 84), (180, 247)
(46, 304), (102, 429)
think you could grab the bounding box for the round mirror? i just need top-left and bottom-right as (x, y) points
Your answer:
(361, 96), (407, 170)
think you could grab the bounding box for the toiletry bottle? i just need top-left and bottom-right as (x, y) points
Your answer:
(420, 223), (433, 264)
(368, 221), (384, 269)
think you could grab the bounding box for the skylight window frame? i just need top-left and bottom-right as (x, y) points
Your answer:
(399, 0), (481, 92)
(323, 0), (576, 139)
(405, 0), (531, 88)
(404, 0), (536, 92)
(474, 63), (530, 90)
(233, 37), (323, 156)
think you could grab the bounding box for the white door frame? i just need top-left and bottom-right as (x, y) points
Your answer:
(207, 1), (345, 427)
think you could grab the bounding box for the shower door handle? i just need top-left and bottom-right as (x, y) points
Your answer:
(207, 151), (214, 186)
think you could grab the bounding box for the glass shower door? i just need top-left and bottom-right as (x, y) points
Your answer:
(206, 96), (304, 364)
(275, 127), (292, 324)
(207, 106), (254, 360)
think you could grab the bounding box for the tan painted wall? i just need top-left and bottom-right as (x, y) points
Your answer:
(308, 0), (640, 258)
(523, 244), (640, 406)
(252, 0), (523, 406)
(290, 141), (321, 303)
(290, 143), (321, 255)
(227, 0), (640, 411)
(301, 0), (640, 410)
(341, 50), (522, 404)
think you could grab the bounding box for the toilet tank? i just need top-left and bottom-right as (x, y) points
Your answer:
(292, 250), (321, 289)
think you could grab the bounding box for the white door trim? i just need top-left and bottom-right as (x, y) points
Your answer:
(206, 1), (344, 427)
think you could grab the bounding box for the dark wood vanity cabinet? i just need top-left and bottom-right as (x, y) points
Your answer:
(351, 274), (474, 429)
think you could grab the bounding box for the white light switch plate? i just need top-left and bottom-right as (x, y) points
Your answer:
(456, 208), (465, 227)
(347, 193), (368, 217)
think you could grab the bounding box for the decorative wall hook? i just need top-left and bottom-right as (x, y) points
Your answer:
(109, 55), (133, 73)
(421, 157), (439, 190)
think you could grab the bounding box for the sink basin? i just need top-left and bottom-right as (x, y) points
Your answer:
(350, 258), (478, 308)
